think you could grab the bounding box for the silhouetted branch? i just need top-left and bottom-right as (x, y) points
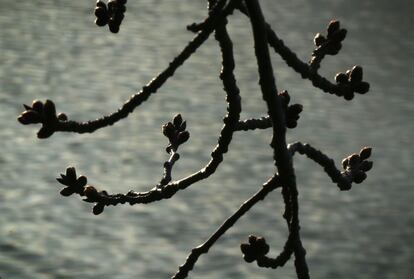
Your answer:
(241, 234), (294, 268)
(18, 0), (237, 138)
(245, 1), (309, 278)
(234, 90), (303, 131)
(236, 4), (369, 100)
(187, 0), (241, 32)
(235, 116), (272, 131)
(288, 142), (373, 191)
(56, 0), (242, 216)
(174, 174), (280, 279)
(19, 1), (374, 278)
(158, 114), (189, 187)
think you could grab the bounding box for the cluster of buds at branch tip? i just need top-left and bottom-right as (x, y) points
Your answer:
(18, 99), (67, 138)
(57, 167), (109, 215)
(342, 147), (373, 184)
(56, 166), (88, 196)
(240, 235), (270, 263)
(313, 20), (347, 57)
(162, 114), (190, 153)
(95, 0), (127, 33)
(335, 65), (370, 100)
(278, 90), (303, 129)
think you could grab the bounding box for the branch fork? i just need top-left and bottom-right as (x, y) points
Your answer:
(18, 1), (374, 278)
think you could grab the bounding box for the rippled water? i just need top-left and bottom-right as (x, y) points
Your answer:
(1, 1), (413, 278)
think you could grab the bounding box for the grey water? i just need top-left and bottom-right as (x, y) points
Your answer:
(0, 0), (413, 278)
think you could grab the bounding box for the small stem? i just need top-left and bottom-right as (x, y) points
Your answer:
(235, 116), (272, 131)
(158, 149), (180, 188)
(288, 141), (356, 190)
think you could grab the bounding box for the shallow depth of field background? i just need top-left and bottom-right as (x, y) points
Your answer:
(0, 1), (413, 278)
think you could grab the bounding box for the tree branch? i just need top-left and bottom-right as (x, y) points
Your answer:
(237, 4), (369, 100)
(244, 1), (309, 278)
(173, 175), (280, 279)
(18, 0), (237, 138)
(288, 142), (373, 191)
(57, 0), (242, 216)
(235, 116), (272, 131)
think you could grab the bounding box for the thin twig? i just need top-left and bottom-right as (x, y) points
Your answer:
(234, 116), (271, 131)
(237, 4), (353, 98)
(23, 0), (236, 138)
(70, 0), (243, 213)
(173, 175), (280, 279)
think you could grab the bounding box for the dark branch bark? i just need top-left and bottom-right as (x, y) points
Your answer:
(244, 1), (309, 278)
(173, 175), (280, 279)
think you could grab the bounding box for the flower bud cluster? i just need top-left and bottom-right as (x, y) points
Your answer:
(341, 147), (373, 184)
(57, 167), (109, 215)
(18, 99), (67, 138)
(95, 0), (127, 33)
(278, 90), (303, 129)
(57, 167), (88, 197)
(162, 114), (190, 153)
(313, 20), (347, 56)
(335, 65), (370, 100)
(240, 235), (270, 263)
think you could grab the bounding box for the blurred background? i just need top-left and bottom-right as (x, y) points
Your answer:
(0, 0), (413, 278)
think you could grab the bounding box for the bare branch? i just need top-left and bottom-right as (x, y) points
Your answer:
(19, 1), (374, 278)
(173, 175), (280, 279)
(236, 4), (369, 100)
(18, 0), (237, 138)
(288, 142), (373, 190)
(56, 0), (242, 216)
(235, 116), (272, 131)
(244, 0), (309, 277)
